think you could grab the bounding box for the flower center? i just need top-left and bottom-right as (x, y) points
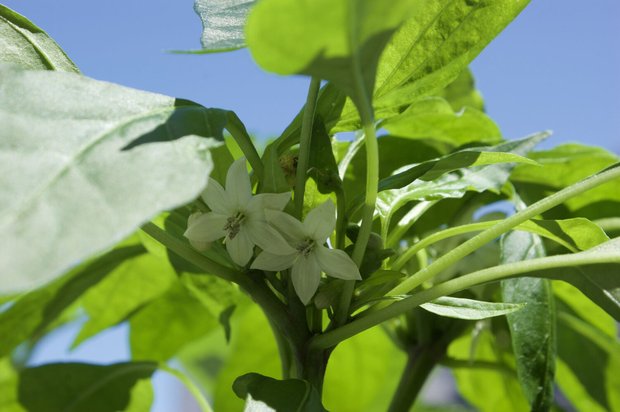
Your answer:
(296, 238), (315, 257)
(224, 211), (245, 240)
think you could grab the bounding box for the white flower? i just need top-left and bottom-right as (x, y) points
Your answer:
(184, 158), (294, 266)
(251, 199), (361, 304)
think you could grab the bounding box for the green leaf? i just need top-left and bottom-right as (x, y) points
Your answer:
(449, 328), (529, 411)
(382, 97), (501, 146)
(0, 243), (144, 357)
(260, 145), (290, 193)
(555, 307), (620, 411)
(130, 281), (219, 361)
(439, 68), (485, 112)
(0, 65), (225, 293)
(511, 144), (620, 220)
(322, 327), (406, 411)
(246, 0), (418, 109)
(72, 253), (177, 347)
(15, 362), (156, 412)
(307, 118), (342, 194)
(233, 373), (326, 412)
(193, 0), (254, 52)
(0, 359), (24, 412)
(0, 5), (78, 72)
(420, 297), (524, 320)
(501, 231), (556, 411)
(373, 0), (529, 112)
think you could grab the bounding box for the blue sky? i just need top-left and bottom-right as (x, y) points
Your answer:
(4, 1), (619, 410)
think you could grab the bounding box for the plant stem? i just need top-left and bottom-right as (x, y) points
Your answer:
(140, 222), (241, 282)
(310, 249), (620, 349)
(386, 164), (620, 296)
(159, 364), (214, 412)
(294, 77), (321, 218)
(225, 115), (264, 179)
(335, 118), (378, 324)
(387, 345), (438, 412)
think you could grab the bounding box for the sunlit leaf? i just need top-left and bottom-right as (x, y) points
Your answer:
(421, 297), (524, 320)
(0, 5), (78, 72)
(246, 0), (418, 109)
(193, 0), (254, 52)
(382, 97), (501, 146)
(0, 65), (224, 293)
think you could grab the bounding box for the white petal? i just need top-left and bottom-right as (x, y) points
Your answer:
(251, 251), (298, 271)
(315, 245), (361, 280)
(304, 199), (336, 241)
(226, 230), (254, 266)
(226, 157), (252, 208)
(265, 210), (305, 241)
(291, 255), (322, 305)
(201, 178), (232, 215)
(253, 192), (292, 211)
(245, 219), (296, 255)
(184, 212), (227, 242)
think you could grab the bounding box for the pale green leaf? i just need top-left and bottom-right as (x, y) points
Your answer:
(130, 281), (219, 361)
(0, 65), (225, 293)
(72, 253), (177, 347)
(439, 68), (485, 112)
(193, 0), (254, 52)
(449, 329), (528, 411)
(0, 5), (78, 72)
(0, 359), (24, 412)
(420, 297), (524, 320)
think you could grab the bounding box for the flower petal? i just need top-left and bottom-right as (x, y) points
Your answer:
(304, 199), (336, 241)
(201, 178), (232, 215)
(226, 157), (252, 208)
(315, 245), (361, 280)
(253, 192), (292, 211)
(251, 251), (297, 272)
(245, 219), (296, 255)
(265, 210), (305, 241)
(184, 212), (227, 242)
(291, 255), (321, 305)
(226, 230), (254, 266)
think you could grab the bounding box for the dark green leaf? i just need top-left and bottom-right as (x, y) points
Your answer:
(0, 5), (78, 72)
(233, 373), (326, 412)
(501, 231), (555, 411)
(260, 145), (290, 193)
(420, 297), (524, 320)
(307, 118), (342, 194)
(193, 0), (254, 52)
(0, 243), (144, 357)
(246, 0), (418, 109)
(0, 65), (225, 293)
(16, 362), (156, 412)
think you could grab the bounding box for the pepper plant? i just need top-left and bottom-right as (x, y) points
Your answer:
(1, 1), (619, 411)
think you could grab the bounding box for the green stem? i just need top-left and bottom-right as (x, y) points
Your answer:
(159, 364), (214, 412)
(335, 187), (347, 250)
(385, 201), (434, 248)
(387, 345), (439, 412)
(294, 77), (321, 218)
(335, 119), (378, 324)
(225, 115), (264, 179)
(140, 222), (241, 282)
(310, 249), (620, 349)
(387, 164), (620, 296)
(440, 358), (516, 376)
